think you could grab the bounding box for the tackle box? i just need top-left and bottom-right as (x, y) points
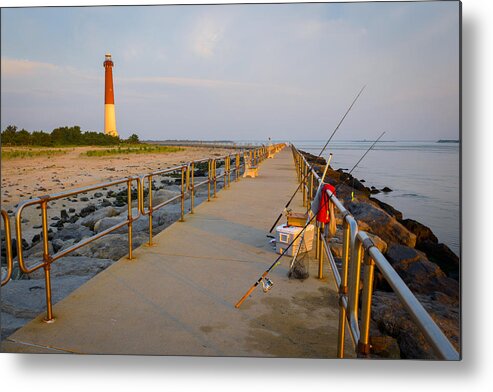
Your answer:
(286, 211), (308, 227)
(275, 224), (315, 256)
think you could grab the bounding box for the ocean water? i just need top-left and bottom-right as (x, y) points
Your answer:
(242, 140), (460, 256)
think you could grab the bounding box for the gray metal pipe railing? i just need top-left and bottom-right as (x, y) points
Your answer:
(291, 145), (459, 360)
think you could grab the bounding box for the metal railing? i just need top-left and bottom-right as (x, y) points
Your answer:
(291, 145), (459, 360)
(138, 152), (247, 246)
(13, 177), (142, 322)
(1, 209), (14, 287)
(1, 144), (285, 324)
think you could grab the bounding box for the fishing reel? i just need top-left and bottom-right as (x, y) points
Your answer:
(262, 277), (274, 293)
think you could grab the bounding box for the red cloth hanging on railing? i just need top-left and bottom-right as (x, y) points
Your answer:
(316, 184), (336, 224)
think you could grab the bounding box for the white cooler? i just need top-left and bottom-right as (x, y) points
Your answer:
(275, 224), (315, 256)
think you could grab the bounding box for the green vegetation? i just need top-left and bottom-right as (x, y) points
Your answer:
(1, 148), (68, 160)
(84, 145), (183, 157)
(1, 125), (142, 147)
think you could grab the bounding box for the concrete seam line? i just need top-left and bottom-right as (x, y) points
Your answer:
(5, 338), (77, 353)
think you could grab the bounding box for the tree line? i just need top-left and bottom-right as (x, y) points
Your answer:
(1, 125), (140, 146)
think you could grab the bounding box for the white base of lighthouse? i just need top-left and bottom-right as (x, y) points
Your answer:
(104, 104), (118, 137)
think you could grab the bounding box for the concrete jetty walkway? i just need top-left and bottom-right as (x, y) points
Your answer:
(2, 149), (352, 357)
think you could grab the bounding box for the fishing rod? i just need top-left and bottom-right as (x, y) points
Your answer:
(235, 131), (385, 309)
(289, 131), (386, 270)
(267, 85), (366, 234)
(288, 152), (334, 270)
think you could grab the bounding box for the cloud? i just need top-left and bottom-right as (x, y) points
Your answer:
(189, 16), (227, 58)
(122, 75), (259, 89)
(1, 57), (58, 77)
(297, 18), (367, 40)
(121, 75), (305, 99)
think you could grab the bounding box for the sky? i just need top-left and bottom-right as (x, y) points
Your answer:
(0, 1), (460, 141)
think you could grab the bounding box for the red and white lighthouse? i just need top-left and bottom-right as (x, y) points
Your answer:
(103, 53), (118, 137)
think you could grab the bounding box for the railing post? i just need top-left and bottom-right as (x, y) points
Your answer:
(180, 166), (185, 222)
(147, 175), (154, 246)
(309, 171), (314, 202)
(358, 252), (375, 357)
(207, 159), (211, 202)
(190, 162), (195, 214)
(127, 179), (134, 259)
(317, 223), (324, 279)
(213, 159), (217, 198)
(349, 239), (364, 325)
(0, 210), (13, 287)
(40, 199), (55, 323)
(337, 220), (352, 358)
(236, 153), (240, 182)
(302, 161), (307, 207)
(227, 156), (231, 188)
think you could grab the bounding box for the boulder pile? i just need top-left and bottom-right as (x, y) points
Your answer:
(301, 150), (460, 359)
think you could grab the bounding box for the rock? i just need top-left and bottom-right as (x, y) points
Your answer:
(80, 204), (96, 217)
(52, 216), (60, 221)
(113, 198), (126, 207)
(347, 200), (416, 247)
(148, 188), (180, 206)
(384, 243), (459, 298)
(23, 241), (54, 259)
(381, 187), (393, 192)
(94, 216), (127, 233)
(369, 197), (403, 220)
(367, 233), (387, 254)
(1, 312), (32, 340)
(330, 243), (343, 258)
(60, 209), (69, 221)
(68, 208), (76, 213)
(11, 238), (30, 257)
(50, 220), (64, 229)
(29, 256), (114, 279)
(400, 218), (438, 245)
(70, 232), (148, 261)
(1, 276), (91, 319)
(417, 240), (460, 281)
(153, 205), (182, 227)
(53, 223), (93, 242)
(371, 291), (459, 359)
(69, 215), (80, 223)
(369, 335), (401, 359)
(78, 206), (119, 230)
(94, 192), (103, 198)
(52, 238), (66, 253)
(101, 198), (112, 207)
(80, 196), (89, 202)
(300, 150), (326, 166)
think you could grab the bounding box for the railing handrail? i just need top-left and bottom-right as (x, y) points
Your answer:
(1, 209), (13, 287)
(290, 144), (459, 360)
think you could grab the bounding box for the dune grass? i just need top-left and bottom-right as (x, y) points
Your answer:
(84, 145), (184, 157)
(1, 148), (69, 160)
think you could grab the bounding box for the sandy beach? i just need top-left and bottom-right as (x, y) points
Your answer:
(1, 145), (235, 211)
